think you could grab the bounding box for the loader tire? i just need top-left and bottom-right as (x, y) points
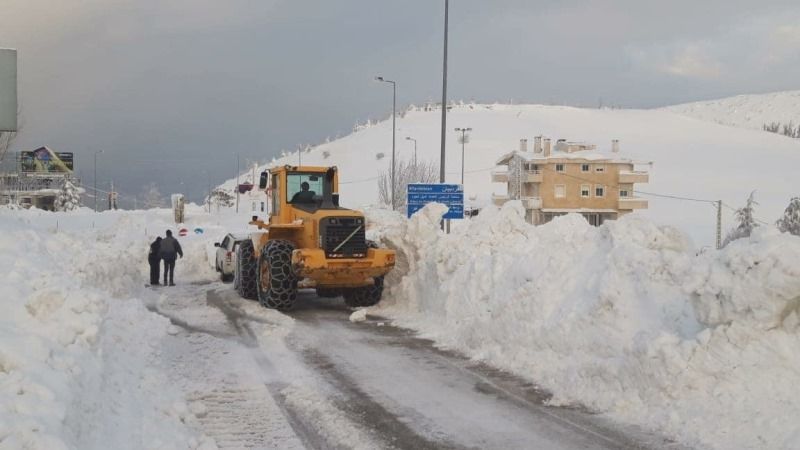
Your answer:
(257, 240), (298, 310)
(236, 240), (258, 300)
(343, 276), (384, 307)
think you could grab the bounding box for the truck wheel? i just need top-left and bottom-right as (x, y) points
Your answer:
(343, 276), (384, 307)
(236, 240), (258, 300)
(315, 287), (341, 298)
(257, 240), (298, 310)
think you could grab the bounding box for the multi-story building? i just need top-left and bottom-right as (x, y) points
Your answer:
(491, 136), (650, 226)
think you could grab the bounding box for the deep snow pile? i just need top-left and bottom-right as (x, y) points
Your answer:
(366, 202), (800, 450)
(0, 207), (218, 449)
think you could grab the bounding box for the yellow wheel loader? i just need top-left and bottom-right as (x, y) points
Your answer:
(235, 165), (396, 310)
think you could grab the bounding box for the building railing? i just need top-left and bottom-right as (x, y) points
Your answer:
(618, 197), (648, 209)
(521, 196), (542, 209)
(491, 193), (509, 205)
(618, 170), (649, 184)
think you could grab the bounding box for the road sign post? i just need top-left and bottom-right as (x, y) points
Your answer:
(407, 183), (464, 220)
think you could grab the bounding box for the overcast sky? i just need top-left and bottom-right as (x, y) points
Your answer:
(2, 0), (799, 204)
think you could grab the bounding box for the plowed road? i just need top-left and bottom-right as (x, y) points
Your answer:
(150, 282), (684, 450)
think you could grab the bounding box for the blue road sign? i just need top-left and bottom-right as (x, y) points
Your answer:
(407, 183), (464, 219)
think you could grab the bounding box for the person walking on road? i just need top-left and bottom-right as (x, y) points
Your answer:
(159, 230), (183, 286)
(148, 236), (163, 286)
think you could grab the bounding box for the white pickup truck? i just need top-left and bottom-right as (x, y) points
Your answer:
(214, 233), (248, 282)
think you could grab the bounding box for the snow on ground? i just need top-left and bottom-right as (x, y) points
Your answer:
(366, 202), (800, 450)
(0, 204), (247, 449)
(218, 100), (799, 247)
(663, 90), (800, 132)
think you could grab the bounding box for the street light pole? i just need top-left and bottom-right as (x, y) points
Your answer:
(455, 127), (471, 185)
(405, 136), (417, 167)
(375, 76), (397, 211)
(93, 149), (104, 212)
(439, 0), (449, 185)
(235, 153), (240, 213)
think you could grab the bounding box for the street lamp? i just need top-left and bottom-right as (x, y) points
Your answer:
(439, 0), (449, 185)
(455, 127), (472, 185)
(405, 136), (417, 167)
(93, 149), (104, 212)
(235, 153), (240, 213)
(375, 76), (397, 210)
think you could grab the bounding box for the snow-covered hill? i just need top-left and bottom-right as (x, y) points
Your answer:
(663, 90), (800, 132)
(221, 102), (799, 246)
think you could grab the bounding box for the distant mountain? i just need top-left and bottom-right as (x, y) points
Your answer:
(219, 102), (799, 246)
(662, 90), (800, 133)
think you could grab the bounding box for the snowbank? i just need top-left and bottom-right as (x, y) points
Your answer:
(367, 202), (800, 450)
(0, 207), (214, 449)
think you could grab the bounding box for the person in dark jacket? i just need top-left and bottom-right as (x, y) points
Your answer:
(159, 230), (183, 286)
(290, 181), (316, 203)
(148, 236), (162, 285)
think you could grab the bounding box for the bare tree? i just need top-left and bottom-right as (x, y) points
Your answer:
(378, 158), (439, 212)
(209, 188), (235, 209)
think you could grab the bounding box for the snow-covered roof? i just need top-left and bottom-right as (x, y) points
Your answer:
(495, 149), (631, 166)
(541, 208), (619, 213)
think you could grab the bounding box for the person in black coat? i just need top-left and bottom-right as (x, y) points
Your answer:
(159, 230), (183, 286)
(148, 237), (162, 285)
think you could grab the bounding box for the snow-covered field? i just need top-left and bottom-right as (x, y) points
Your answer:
(220, 99), (799, 247)
(664, 90), (800, 132)
(365, 203), (800, 450)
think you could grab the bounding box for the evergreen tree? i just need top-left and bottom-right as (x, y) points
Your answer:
(54, 180), (81, 211)
(722, 192), (758, 247)
(777, 197), (800, 236)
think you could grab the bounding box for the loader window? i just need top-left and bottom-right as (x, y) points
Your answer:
(287, 173), (324, 204)
(271, 173), (280, 216)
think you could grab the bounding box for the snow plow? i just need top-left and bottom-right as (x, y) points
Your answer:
(235, 165), (395, 310)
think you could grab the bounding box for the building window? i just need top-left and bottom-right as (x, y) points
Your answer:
(595, 185), (605, 197)
(595, 165), (605, 173)
(619, 189), (629, 197)
(555, 184), (566, 198)
(555, 163), (565, 172)
(581, 164), (590, 172)
(580, 184), (590, 197)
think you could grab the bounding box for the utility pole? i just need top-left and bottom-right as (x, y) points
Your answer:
(439, 0), (450, 232)
(405, 136), (417, 167)
(93, 149), (104, 212)
(716, 200), (722, 249)
(375, 76), (397, 210)
(455, 127), (471, 185)
(439, 0), (449, 185)
(235, 153), (240, 213)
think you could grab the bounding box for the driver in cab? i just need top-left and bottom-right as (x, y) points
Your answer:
(291, 181), (316, 203)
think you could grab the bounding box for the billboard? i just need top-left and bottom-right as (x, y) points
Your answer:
(19, 147), (74, 173)
(0, 48), (17, 131)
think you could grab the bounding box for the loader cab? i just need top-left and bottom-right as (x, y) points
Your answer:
(265, 166), (341, 220)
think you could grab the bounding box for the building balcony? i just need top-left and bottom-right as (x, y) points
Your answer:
(492, 193), (509, 206)
(619, 171), (649, 184)
(618, 197), (648, 210)
(523, 170), (543, 183)
(521, 196), (542, 209)
(491, 169), (508, 183)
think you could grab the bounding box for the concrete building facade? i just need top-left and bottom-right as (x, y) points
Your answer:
(492, 137), (649, 226)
